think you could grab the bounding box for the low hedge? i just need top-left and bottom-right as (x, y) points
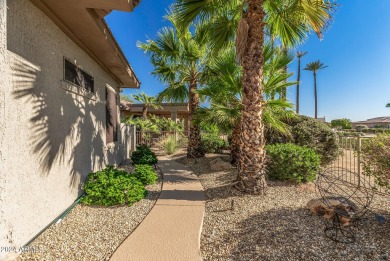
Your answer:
(266, 143), (321, 183)
(131, 144), (158, 165)
(81, 166), (146, 206)
(133, 164), (158, 185)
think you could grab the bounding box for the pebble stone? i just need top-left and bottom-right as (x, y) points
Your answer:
(175, 151), (390, 261)
(18, 160), (162, 261)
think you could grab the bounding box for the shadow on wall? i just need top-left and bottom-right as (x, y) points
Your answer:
(10, 52), (106, 190)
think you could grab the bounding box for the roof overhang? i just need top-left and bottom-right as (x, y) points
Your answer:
(30, 0), (141, 88)
(123, 103), (189, 114)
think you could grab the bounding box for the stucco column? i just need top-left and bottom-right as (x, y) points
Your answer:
(170, 110), (177, 122)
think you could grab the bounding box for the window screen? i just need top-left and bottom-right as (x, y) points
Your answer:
(64, 59), (94, 93)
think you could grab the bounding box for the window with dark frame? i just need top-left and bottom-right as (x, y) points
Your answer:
(106, 88), (118, 144)
(64, 58), (94, 93)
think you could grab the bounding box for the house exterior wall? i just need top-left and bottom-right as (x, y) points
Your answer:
(0, 1), (133, 257)
(0, 0), (9, 258)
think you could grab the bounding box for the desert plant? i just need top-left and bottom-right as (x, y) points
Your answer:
(159, 135), (180, 155)
(133, 164), (158, 185)
(81, 166), (146, 206)
(131, 145), (158, 165)
(361, 134), (390, 192)
(266, 143), (321, 183)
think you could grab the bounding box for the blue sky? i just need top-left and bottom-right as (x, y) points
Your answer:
(106, 0), (390, 122)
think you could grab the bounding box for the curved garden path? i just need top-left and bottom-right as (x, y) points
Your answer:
(110, 156), (205, 261)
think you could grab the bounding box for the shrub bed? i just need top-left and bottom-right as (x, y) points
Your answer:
(266, 143), (321, 183)
(133, 164), (158, 185)
(265, 115), (338, 165)
(81, 166), (146, 206)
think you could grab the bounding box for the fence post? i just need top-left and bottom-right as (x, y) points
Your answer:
(131, 125), (136, 152)
(357, 135), (361, 187)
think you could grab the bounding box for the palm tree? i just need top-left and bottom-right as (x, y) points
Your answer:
(138, 16), (214, 158)
(386, 103), (390, 108)
(197, 44), (295, 165)
(304, 60), (327, 119)
(172, 0), (335, 194)
(131, 92), (161, 119)
(296, 51), (308, 113)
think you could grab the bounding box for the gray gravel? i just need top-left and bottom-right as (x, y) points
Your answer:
(177, 153), (390, 261)
(18, 160), (162, 261)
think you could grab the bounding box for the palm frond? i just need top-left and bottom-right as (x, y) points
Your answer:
(304, 60), (328, 72)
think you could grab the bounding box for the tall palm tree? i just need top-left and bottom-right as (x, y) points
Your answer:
(386, 103), (390, 108)
(131, 92), (161, 119)
(138, 16), (213, 158)
(172, 0), (335, 194)
(296, 51), (308, 113)
(304, 60), (327, 119)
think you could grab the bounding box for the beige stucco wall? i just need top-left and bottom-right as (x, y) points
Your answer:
(0, 0), (9, 259)
(0, 1), (134, 257)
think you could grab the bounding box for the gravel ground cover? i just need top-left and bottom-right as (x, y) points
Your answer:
(176, 152), (390, 261)
(19, 160), (162, 261)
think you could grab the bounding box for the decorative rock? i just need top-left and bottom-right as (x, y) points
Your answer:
(306, 197), (360, 226)
(210, 158), (232, 171)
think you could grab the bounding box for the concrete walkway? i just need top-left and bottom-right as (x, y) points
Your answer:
(110, 156), (205, 261)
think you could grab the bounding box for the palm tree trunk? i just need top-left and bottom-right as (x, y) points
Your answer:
(187, 78), (204, 158)
(236, 0), (267, 195)
(314, 72), (318, 119)
(281, 48), (288, 101)
(230, 119), (241, 165)
(296, 57), (301, 113)
(142, 106), (147, 119)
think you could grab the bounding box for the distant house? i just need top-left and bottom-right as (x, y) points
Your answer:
(352, 117), (390, 129)
(0, 0), (140, 257)
(121, 102), (190, 132)
(317, 117), (326, 123)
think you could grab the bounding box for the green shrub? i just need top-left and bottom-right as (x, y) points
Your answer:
(133, 164), (158, 185)
(201, 134), (228, 153)
(361, 128), (390, 134)
(265, 116), (338, 165)
(131, 145), (158, 165)
(331, 118), (352, 129)
(292, 117), (338, 165)
(81, 166), (146, 206)
(266, 143), (321, 183)
(361, 134), (390, 192)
